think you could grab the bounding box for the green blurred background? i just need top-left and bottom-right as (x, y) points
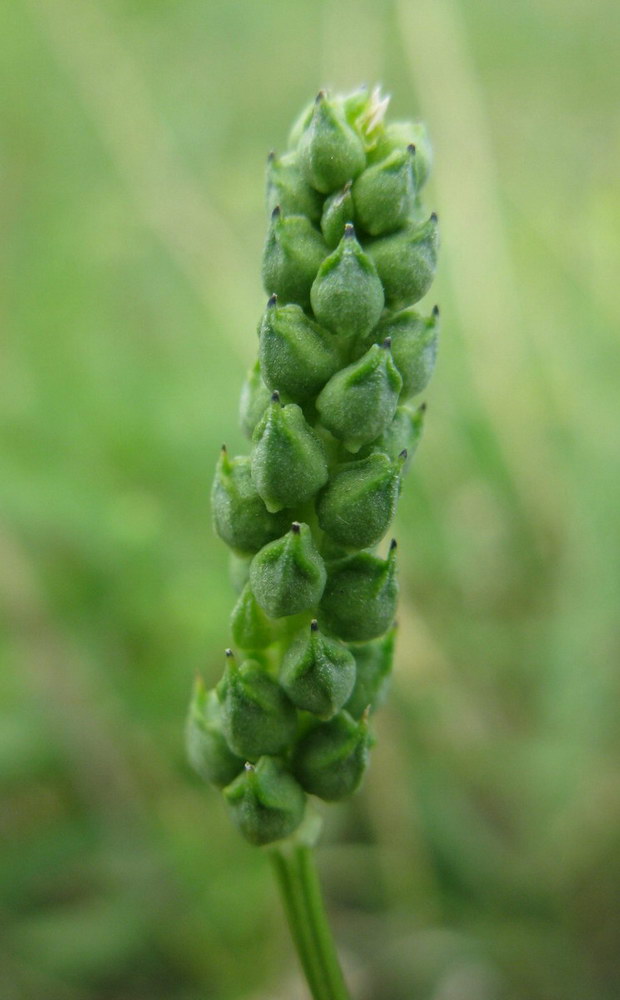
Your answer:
(2, 1), (619, 998)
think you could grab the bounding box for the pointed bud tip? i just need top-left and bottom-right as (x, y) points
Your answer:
(267, 150), (276, 162)
(419, 402), (428, 413)
(271, 390), (280, 403)
(399, 449), (408, 461)
(344, 222), (355, 238)
(244, 761), (255, 772)
(221, 443), (227, 452)
(382, 337), (392, 350)
(430, 211), (438, 223)
(225, 647), (234, 658)
(407, 143), (417, 155)
(432, 304), (440, 317)
(271, 204), (281, 220)
(291, 522), (301, 534)
(267, 293), (278, 308)
(389, 538), (398, 551)
(315, 90), (326, 104)
(310, 619), (319, 631)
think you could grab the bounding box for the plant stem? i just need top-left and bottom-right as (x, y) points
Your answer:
(270, 844), (351, 1000)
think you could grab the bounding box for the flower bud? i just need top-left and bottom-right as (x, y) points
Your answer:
(375, 305), (439, 399)
(369, 120), (433, 190)
(224, 757), (306, 846)
(316, 342), (402, 453)
(251, 396), (328, 512)
(262, 207), (327, 310)
(258, 297), (341, 403)
(250, 522), (327, 619)
(218, 653), (297, 759)
(231, 582), (278, 650)
(212, 447), (290, 553)
(345, 625), (396, 719)
(292, 711), (371, 801)
(310, 225), (384, 341)
(320, 182), (355, 249)
(359, 403), (425, 469)
(266, 151), (323, 223)
(297, 91), (366, 194)
(280, 620), (356, 718)
(352, 146), (417, 236)
(367, 213), (439, 310)
(185, 677), (244, 787)
(316, 453), (401, 549)
(319, 541), (398, 642)
(239, 361), (271, 439)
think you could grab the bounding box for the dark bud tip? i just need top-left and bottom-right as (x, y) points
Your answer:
(244, 761), (255, 772)
(382, 337), (392, 349)
(225, 648), (234, 658)
(271, 390), (281, 403)
(430, 211), (438, 223)
(398, 449), (408, 460)
(389, 538), (398, 551)
(267, 150), (276, 162)
(432, 304), (440, 317)
(407, 143), (417, 155)
(310, 619), (319, 632)
(315, 90), (326, 103)
(271, 204), (281, 220)
(291, 522), (301, 534)
(344, 222), (355, 238)
(221, 443), (227, 453)
(267, 293), (278, 308)
(419, 402), (428, 413)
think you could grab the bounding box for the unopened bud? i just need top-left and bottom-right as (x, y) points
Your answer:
(310, 225), (384, 341)
(280, 621), (356, 718)
(212, 449), (291, 554)
(375, 306), (439, 399)
(185, 677), (244, 787)
(217, 655), (297, 759)
(258, 300), (340, 403)
(352, 146), (416, 236)
(250, 522), (327, 619)
(319, 543), (398, 641)
(367, 213), (439, 309)
(230, 582), (278, 650)
(320, 182), (355, 249)
(297, 91), (366, 194)
(292, 711), (371, 801)
(262, 208), (327, 310)
(266, 151), (323, 223)
(251, 398), (328, 512)
(316, 342), (402, 453)
(345, 625), (396, 719)
(317, 453), (401, 549)
(224, 756), (306, 845)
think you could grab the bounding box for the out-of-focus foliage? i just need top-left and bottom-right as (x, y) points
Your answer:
(1, 1), (619, 998)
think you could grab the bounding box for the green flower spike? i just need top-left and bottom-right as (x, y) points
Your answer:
(262, 206), (327, 310)
(368, 212), (439, 309)
(191, 85), (442, 997)
(251, 393), (328, 513)
(316, 340), (402, 453)
(224, 757), (306, 846)
(186, 676), (245, 788)
(217, 650), (297, 760)
(345, 625), (397, 720)
(319, 539), (399, 642)
(250, 522), (327, 619)
(280, 619), (356, 718)
(376, 304), (439, 399)
(310, 224), (384, 341)
(266, 150), (323, 224)
(316, 452), (403, 550)
(230, 582), (278, 651)
(297, 90), (366, 194)
(292, 710), (372, 801)
(352, 144), (417, 236)
(258, 295), (341, 403)
(211, 446), (290, 554)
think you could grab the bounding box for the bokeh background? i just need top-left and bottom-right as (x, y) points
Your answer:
(2, 1), (619, 998)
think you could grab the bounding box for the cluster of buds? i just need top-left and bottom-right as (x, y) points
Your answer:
(187, 87), (439, 846)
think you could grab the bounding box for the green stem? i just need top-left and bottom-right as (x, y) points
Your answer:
(270, 844), (351, 1000)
